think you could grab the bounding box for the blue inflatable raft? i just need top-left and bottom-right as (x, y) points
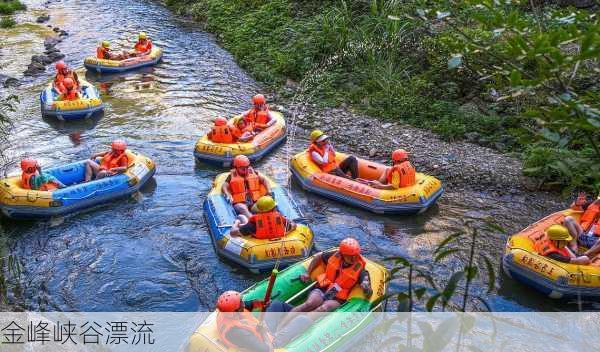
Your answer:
(39, 79), (104, 121)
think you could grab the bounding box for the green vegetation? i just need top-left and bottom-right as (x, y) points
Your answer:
(0, 16), (16, 28)
(166, 0), (599, 192)
(0, 0), (25, 15)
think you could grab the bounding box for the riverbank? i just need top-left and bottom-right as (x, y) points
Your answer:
(165, 0), (599, 194)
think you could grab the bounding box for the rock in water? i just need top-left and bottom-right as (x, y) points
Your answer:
(36, 15), (50, 23)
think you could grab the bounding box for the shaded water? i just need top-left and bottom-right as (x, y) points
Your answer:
(0, 0), (590, 312)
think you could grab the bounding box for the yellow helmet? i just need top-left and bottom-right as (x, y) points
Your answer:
(310, 129), (328, 142)
(546, 224), (572, 241)
(252, 196), (277, 213)
(139, 32), (147, 40)
(101, 40), (110, 48)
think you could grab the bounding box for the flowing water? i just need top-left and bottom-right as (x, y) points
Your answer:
(0, 0), (592, 312)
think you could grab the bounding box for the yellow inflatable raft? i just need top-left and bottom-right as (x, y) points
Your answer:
(204, 172), (313, 273)
(187, 248), (388, 352)
(194, 112), (286, 167)
(290, 150), (443, 214)
(84, 47), (162, 73)
(503, 208), (600, 298)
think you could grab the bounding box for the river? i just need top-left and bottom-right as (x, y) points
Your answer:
(0, 0), (592, 312)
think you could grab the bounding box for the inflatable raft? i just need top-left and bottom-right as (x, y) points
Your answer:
(83, 47), (162, 73)
(503, 208), (600, 298)
(0, 150), (155, 219)
(39, 79), (104, 121)
(187, 249), (388, 352)
(290, 151), (443, 214)
(194, 112), (286, 167)
(204, 172), (313, 273)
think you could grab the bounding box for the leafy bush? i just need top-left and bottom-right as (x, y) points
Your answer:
(0, 0), (25, 15)
(0, 16), (15, 28)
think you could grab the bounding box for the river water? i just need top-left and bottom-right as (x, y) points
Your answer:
(0, 0), (592, 312)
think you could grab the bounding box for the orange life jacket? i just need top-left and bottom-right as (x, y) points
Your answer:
(54, 72), (78, 92)
(217, 310), (273, 349)
(308, 143), (338, 173)
(238, 116), (255, 133)
(255, 111), (270, 130)
(97, 47), (110, 60)
(210, 125), (234, 143)
(535, 239), (571, 258)
(316, 252), (366, 301)
(250, 211), (286, 239)
(246, 106), (270, 129)
(134, 40), (152, 53)
(61, 89), (79, 101)
(21, 172), (58, 191)
(580, 202), (600, 236)
(387, 161), (416, 188)
(228, 168), (265, 204)
(100, 152), (128, 171)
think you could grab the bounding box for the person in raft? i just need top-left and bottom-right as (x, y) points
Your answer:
(20, 159), (66, 191)
(241, 94), (276, 131)
(96, 41), (126, 61)
(53, 61), (79, 94)
(57, 78), (79, 101)
(360, 149), (416, 189)
(535, 224), (591, 264)
(308, 130), (358, 179)
(295, 238), (371, 312)
(216, 291), (312, 351)
(564, 193), (600, 257)
(207, 117), (235, 143)
(131, 32), (152, 56)
(222, 155), (271, 219)
(230, 195), (296, 238)
(84, 140), (129, 182)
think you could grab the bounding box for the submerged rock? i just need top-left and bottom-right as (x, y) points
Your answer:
(36, 15), (50, 23)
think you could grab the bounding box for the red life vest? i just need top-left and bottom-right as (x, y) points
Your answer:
(255, 111), (270, 130)
(250, 211), (286, 239)
(217, 310), (273, 349)
(134, 40), (152, 53)
(97, 47), (110, 60)
(210, 125), (234, 143)
(386, 161), (416, 188)
(245, 106), (270, 129)
(54, 72), (78, 93)
(308, 143), (338, 173)
(580, 202), (600, 236)
(228, 168), (265, 204)
(316, 252), (366, 301)
(100, 152), (128, 171)
(21, 172), (58, 191)
(535, 239), (571, 257)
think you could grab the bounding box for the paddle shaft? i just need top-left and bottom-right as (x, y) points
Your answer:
(262, 269), (278, 312)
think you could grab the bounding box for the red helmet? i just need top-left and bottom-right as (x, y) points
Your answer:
(233, 155), (250, 168)
(252, 94), (266, 106)
(392, 149), (408, 162)
(214, 117), (228, 126)
(339, 238), (361, 256)
(63, 78), (74, 89)
(217, 290), (242, 312)
(111, 140), (127, 151)
(20, 159), (38, 172)
(55, 61), (67, 71)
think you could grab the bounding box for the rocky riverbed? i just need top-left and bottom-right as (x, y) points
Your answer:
(272, 98), (567, 207)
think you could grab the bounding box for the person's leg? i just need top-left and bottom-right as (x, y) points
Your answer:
(584, 239), (600, 257)
(564, 216), (583, 251)
(312, 299), (341, 313)
(233, 203), (253, 218)
(264, 300), (294, 332)
(95, 170), (109, 180)
(290, 289), (324, 313)
(329, 168), (347, 178)
(84, 160), (101, 182)
(338, 156), (358, 179)
(273, 315), (313, 347)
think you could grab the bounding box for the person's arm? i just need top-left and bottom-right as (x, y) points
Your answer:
(546, 252), (574, 263)
(265, 111), (277, 127)
(222, 176), (234, 202)
(299, 253), (326, 282)
(90, 151), (108, 160)
(237, 220), (257, 237)
(258, 172), (272, 195)
(230, 220), (242, 237)
(224, 328), (272, 352)
(310, 151), (326, 165)
(571, 256), (591, 265)
(359, 270), (373, 297)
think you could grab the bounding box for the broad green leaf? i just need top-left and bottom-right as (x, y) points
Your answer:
(441, 271), (465, 307)
(426, 293), (440, 311)
(434, 248), (461, 263)
(434, 232), (461, 254)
